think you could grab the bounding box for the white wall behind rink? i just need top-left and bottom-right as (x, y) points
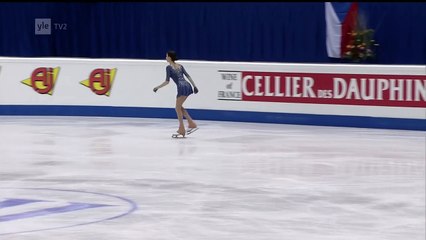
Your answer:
(0, 57), (425, 127)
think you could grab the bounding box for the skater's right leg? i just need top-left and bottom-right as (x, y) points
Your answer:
(181, 107), (197, 129)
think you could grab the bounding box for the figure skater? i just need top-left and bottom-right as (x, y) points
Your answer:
(153, 50), (199, 137)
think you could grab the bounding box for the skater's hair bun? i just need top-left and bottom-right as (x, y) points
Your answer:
(167, 50), (178, 62)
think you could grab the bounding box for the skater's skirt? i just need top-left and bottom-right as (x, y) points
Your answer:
(176, 81), (194, 97)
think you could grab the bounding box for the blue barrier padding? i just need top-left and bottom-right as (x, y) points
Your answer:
(0, 105), (424, 131)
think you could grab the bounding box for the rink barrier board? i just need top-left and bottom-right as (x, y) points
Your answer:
(0, 105), (424, 131)
(0, 57), (425, 131)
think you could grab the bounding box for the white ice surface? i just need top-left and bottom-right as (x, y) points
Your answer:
(0, 116), (424, 240)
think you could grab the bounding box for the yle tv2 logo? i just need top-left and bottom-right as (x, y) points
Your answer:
(80, 68), (117, 96)
(21, 67), (60, 95)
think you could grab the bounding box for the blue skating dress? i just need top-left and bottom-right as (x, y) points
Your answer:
(166, 65), (194, 97)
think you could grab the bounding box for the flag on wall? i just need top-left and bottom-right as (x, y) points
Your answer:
(325, 2), (359, 58)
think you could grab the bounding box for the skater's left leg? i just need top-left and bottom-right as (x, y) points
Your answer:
(175, 96), (188, 136)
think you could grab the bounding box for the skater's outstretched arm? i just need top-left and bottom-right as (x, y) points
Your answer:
(154, 65), (171, 92)
(153, 81), (169, 92)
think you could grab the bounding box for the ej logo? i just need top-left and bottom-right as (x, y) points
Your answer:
(80, 68), (117, 96)
(21, 67), (60, 95)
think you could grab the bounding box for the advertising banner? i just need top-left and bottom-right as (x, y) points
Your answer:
(0, 58), (424, 123)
